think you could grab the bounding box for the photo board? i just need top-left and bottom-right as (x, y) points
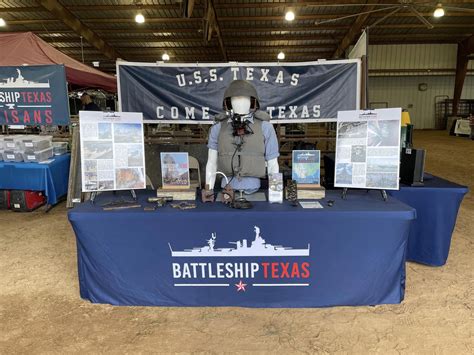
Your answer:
(334, 108), (402, 190)
(79, 111), (146, 192)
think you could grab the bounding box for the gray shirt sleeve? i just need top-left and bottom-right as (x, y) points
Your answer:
(262, 121), (280, 161)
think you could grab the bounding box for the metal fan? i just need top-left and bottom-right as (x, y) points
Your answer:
(314, 1), (474, 29)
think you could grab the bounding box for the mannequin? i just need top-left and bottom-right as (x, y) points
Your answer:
(203, 80), (279, 200)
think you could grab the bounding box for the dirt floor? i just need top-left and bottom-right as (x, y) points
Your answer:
(0, 130), (473, 354)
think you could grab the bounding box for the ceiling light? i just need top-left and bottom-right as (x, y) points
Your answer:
(433, 3), (445, 18)
(162, 53), (170, 61)
(92, 61), (100, 67)
(135, 13), (145, 24)
(0, 18), (6, 27)
(277, 52), (285, 60)
(285, 11), (295, 22)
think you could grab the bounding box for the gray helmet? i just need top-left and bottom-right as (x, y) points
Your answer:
(223, 80), (260, 111)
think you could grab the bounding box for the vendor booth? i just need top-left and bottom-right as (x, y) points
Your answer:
(0, 32), (117, 210)
(64, 59), (467, 308)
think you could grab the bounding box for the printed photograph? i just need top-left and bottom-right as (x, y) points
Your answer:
(337, 121), (367, 139)
(84, 171), (98, 181)
(128, 144), (144, 167)
(82, 141), (113, 159)
(335, 163), (353, 185)
(83, 160), (97, 173)
(98, 123), (112, 139)
(366, 157), (399, 173)
(366, 173), (398, 189)
(114, 123), (143, 143)
(351, 145), (366, 163)
(115, 168), (145, 189)
(84, 181), (98, 191)
(368, 120), (400, 147)
(98, 180), (114, 190)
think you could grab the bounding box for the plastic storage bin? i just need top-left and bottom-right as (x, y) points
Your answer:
(3, 136), (22, 150)
(22, 147), (54, 163)
(20, 136), (52, 151)
(52, 142), (68, 155)
(3, 150), (24, 162)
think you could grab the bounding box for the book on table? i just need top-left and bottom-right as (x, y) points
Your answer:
(160, 152), (190, 189)
(292, 150), (321, 185)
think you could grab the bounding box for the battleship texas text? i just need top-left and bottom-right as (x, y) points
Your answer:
(172, 261), (310, 279)
(170, 227), (311, 282)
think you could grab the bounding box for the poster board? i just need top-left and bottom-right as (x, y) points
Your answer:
(117, 60), (361, 124)
(334, 108), (401, 190)
(79, 111), (146, 192)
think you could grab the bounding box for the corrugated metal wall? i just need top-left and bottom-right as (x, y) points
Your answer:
(369, 76), (474, 129)
(368, 44), (474, 129)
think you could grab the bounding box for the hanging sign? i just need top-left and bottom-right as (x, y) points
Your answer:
(0, 64), (69, 125)
(117, 60), (360, 124)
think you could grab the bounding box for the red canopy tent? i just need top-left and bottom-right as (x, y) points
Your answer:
(0, 32), (117, 92)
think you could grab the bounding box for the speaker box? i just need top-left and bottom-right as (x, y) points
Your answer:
(10, 190), (46, 212)
(0, 190), (11, 209)
(400, 148), (426, 186)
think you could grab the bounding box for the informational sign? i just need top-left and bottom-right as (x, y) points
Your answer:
(0, 65), (69, 125)
(335, 108), (402, 190)
(79, 111), (146, 192)
(117, 60), (360, 124)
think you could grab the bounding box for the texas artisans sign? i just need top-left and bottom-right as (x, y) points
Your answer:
(0, 64), (69, 125)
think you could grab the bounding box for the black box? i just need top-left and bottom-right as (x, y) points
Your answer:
(400, 148), (426, 186)
(0, 190), (11, 209)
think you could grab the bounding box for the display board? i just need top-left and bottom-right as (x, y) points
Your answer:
(79, 111), (146, 192)
(117, 60), (360, 124)
(0, 64), (69, 125)
(335, 108), (401, 190)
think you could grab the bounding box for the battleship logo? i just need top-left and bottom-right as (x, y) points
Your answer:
(169, 226), (311, 291)
(0, 69), (50, 89)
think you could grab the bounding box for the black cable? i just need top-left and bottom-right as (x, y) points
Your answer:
(227, 136), (243, 187)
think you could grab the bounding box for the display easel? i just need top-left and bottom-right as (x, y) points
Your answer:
(341, 187), (388, 201)
(90, 189), (137, 204)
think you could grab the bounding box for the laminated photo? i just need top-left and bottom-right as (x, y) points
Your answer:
(116, 168), (145, 189)
(114, 123), (143, 143)
(82, 141), (113, 160)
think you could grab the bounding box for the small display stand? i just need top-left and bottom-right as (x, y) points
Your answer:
(341, 187), (388, 201)
(90, 189), (137, 205)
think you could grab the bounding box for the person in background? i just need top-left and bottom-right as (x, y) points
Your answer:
(81, 94), (101, 111)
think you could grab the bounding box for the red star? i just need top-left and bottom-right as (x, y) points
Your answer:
(235, 280), (247, 292)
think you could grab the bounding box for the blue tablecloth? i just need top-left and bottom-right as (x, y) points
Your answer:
(0, 154), (70, 205)
(68, 190), (416, 308)
(389, 174), (468, 266)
